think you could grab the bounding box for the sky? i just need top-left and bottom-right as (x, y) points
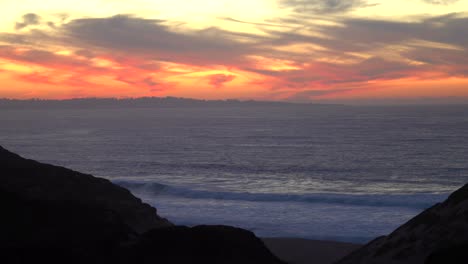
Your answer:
(0, 0), (468, 103)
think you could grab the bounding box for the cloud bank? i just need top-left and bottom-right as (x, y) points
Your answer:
(1, 9), (468, 101)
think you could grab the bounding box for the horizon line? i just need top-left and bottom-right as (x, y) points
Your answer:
(1, 97), (468, 107)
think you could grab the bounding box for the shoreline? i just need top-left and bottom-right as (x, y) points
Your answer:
(262, 238), (362, 264)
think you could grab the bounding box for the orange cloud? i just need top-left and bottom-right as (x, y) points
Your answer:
(0, 13), (468, 103)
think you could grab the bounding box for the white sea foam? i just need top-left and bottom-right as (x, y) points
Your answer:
(113, 179), (447, 209)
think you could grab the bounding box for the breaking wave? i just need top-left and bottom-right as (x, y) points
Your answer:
(113, 179), (447, 209)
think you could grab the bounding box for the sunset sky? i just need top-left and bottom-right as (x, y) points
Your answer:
(1, 0), (468, 103)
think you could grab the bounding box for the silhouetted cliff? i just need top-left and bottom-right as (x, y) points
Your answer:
(0, 146), (285, 264)
(336, 183), (468, 264)
(0, 145), (171, 232)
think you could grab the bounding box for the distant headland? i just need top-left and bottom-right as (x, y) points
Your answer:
(0, 97), (311, 109)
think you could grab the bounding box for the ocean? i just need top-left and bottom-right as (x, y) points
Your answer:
(1, 104), (467, 243)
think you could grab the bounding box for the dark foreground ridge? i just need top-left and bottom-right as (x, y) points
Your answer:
(0, 146), (285, 264)
(0, 145), (171, 233)
(336, 183), (468, 264)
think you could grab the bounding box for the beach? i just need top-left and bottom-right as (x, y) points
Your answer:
(264, 238), (361, 264)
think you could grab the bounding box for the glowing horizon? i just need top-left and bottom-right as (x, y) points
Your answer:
(1, 0), (468, 103)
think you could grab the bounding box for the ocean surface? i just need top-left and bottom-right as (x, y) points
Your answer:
(1, 104), (468, 243)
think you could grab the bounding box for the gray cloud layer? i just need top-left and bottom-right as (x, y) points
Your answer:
(15, 13), (41, 30)
(424, 0), (459, 5)
(1, 12), (468, 94)
(279, 0), (371, 13)
(59, 15), (260, 66)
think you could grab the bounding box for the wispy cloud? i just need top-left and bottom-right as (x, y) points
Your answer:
(423, 0), (459, 5)
(209, 74), (236, 88)
(59, 15), (259, 67)
(279, 0), (374, 13)
(1, 11), (468, 101)
(15, 13), (41, 30)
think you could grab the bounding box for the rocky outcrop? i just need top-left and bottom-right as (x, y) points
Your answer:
(0, 146), (285, 264)
(0, 145), (171, 232)
(120, 225), (285, 264)
(0, 188), (285, 264)
(0, 189), (134, 263)
(336, 183), (468, 264)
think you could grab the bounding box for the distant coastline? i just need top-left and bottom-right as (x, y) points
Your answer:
(0, 97), (314, 109)
(1, 97), (466, 109)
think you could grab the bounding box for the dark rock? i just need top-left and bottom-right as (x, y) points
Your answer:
(425, 243), (468, 264)
(0, 145), (171, 232)
(119, 225), (286, 264)
(0, 146), (285, 264)
(0, 189), (133, 264)
(336, 184), (468, 264)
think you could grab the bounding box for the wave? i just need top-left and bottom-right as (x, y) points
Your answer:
(112, 179), (447, 209)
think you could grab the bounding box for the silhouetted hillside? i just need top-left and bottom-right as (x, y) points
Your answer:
(336, 183), (468, 264)
(0, 146), (285, 264)
(0, 97), (307, 109)
(0, 145), (171, 233)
